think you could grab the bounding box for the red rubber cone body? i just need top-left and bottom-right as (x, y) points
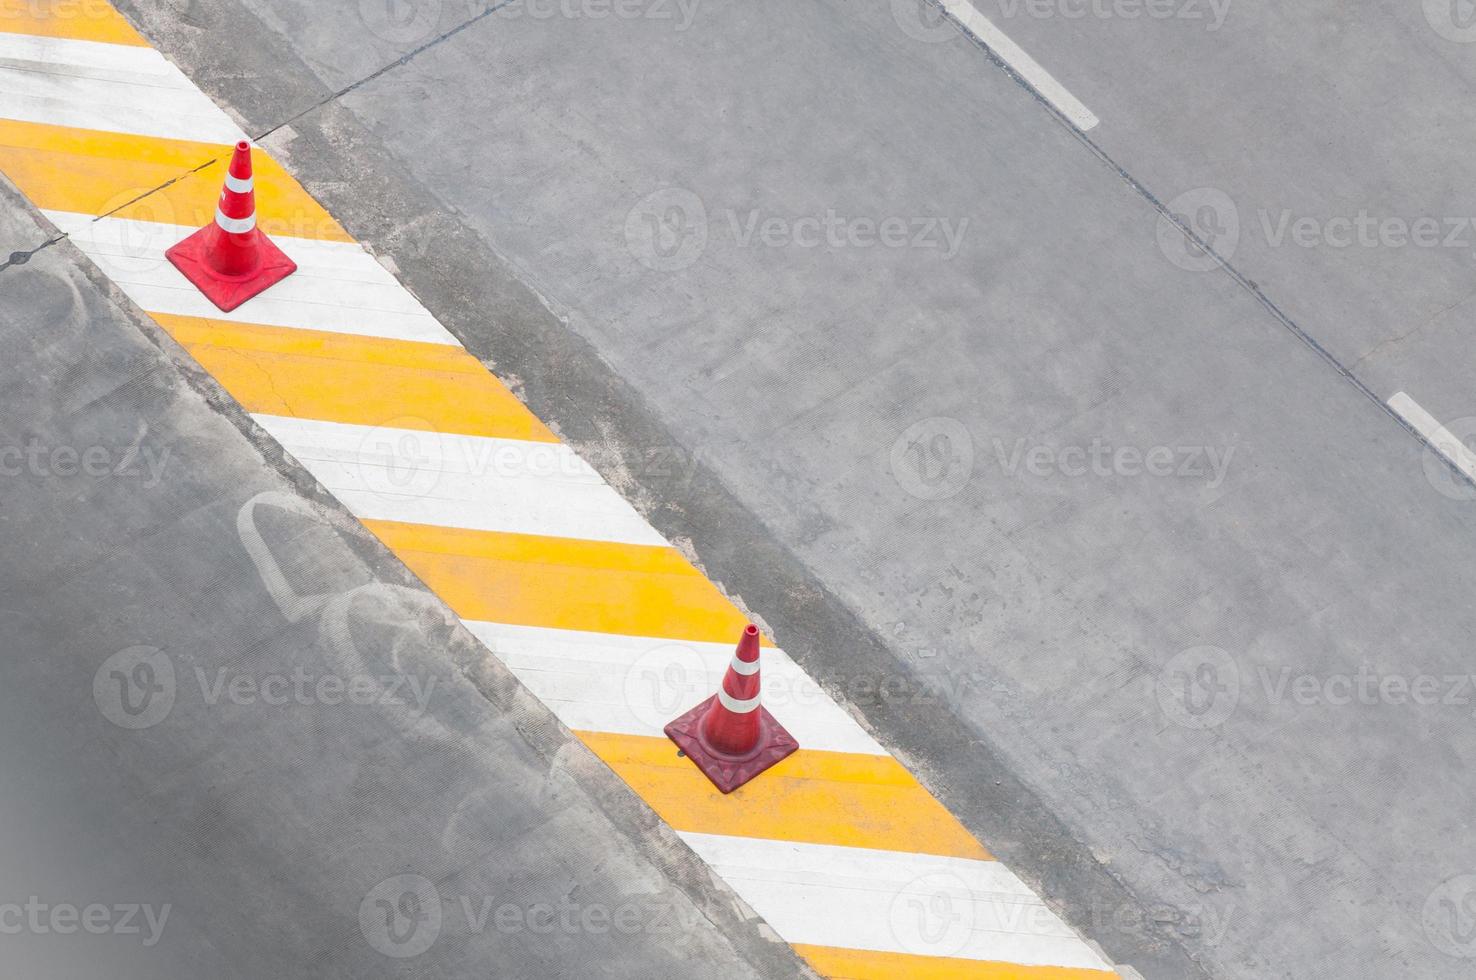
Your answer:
(664, 624), (799, 793)
(165, 140), (296, 312)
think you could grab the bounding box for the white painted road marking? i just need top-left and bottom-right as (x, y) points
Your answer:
(679, 832), (1115, 970)
(941, 0), (1100, 132)
(1388, 391), (1476, 483)
(49, 211), (461, 346)
(0, 32), (244, 143)
(463, 621), (890, 755)
(254, 416), (670, 547)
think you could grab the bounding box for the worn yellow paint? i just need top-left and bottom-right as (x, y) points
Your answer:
(0, 118), (350, 240)
(0, 0), (147, 44)
(362, 520), (765, 645)
(152, 314), (557, 442)
(794, 946), (1118, 979)
(578, 731), (992, 860)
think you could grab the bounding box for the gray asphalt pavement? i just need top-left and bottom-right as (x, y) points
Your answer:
(45, 1), (1476, 977)
(0, 179), (808, 979)
(969, 0), (1476, 423)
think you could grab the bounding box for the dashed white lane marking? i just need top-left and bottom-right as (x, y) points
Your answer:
(1389, 391), (1476, 484)
(0, 32), (243, 143)
(679, 832), (1115, 970)
(48, 212), (460, 346)
(941, 0), (1100, 132)
(463, 621), (889, 755)
(253, 416), (670, 548)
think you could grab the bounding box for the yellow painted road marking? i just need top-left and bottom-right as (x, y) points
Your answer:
(153, 314), (556, 442)
(793, 946), (1119, 979)
(579, 731), (992, 860)
(0, 118), (350, 240)
(0, 0), (146, 45)
(0, 10), (1118, 976)
(364, 520), (763, 645)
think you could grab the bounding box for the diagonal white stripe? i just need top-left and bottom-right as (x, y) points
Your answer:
(255, 416), (669, 547)
(679, 833), (1114, 971)
(48, 211), (460, 346)
(939, 0), (1099, 132)
(462, 621), (888, 755)
(0, 33), (244, 143)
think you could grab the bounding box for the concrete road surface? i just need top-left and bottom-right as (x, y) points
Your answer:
(0, 182), (807, 979)
(32, 0), (1476, 977)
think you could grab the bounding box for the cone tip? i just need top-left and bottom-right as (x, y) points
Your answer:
(743, 624), (758, 637)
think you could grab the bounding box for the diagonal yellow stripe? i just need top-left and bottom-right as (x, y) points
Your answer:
(0, 9), (1109, 974)
(0, 118), (351, 240)
(578, 731), (992, 860)
(793, 945), (1118, 979)
(152, 314), (557, 442)
(362, 520), (763, 645)
(0, 0), (147, 44)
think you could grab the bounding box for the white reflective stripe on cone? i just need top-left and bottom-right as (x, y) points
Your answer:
(224, 173), (254, 193)
(728, 656), (760, 676)
(214, 206), (256, 233)
(717, 688), (760, 713)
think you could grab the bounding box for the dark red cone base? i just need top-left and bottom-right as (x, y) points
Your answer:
(165, 226), (297, 313)
(664, 696), (798, 794)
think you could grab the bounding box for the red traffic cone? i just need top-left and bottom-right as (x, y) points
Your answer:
(166, 140), (297, 312)
(664, 624), (799, 793)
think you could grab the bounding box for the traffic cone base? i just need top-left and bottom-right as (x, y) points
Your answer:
(166, 224), (297, 313)
(664, 696), (798, 794)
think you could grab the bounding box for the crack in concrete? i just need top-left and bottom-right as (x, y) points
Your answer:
(252, 0), (520, 146)
(0, 234), (65, 275)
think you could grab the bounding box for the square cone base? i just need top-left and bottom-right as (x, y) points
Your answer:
(664, 696), (799, 793)
(165, 226), (298, 313)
